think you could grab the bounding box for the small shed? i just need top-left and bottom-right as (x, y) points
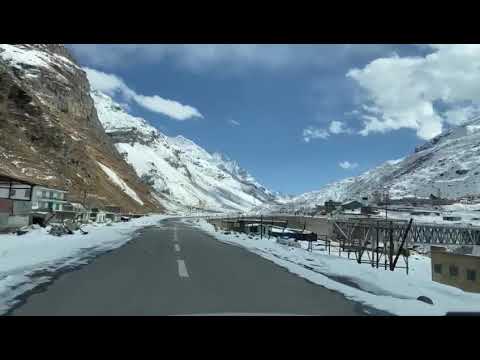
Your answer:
(90, 208), (107, 223)
(244, 223), (271, 235)
(105, 212), (122, 222)
(0, 174), (36, 230)
(341, 200), (364, 211)
(443, 216), (462, 222)
(361, 206), (377, 215)
(325, 200), (342, 213)
(411, 211), (433, 216)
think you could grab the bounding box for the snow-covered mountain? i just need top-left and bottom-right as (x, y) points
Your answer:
(91, 90), (279, 213)
(277, 117), (480, 210)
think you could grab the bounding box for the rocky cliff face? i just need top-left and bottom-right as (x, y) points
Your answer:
(0, 44), (162, 212)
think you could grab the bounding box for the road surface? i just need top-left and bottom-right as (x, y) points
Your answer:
(9, 218), (377, 316)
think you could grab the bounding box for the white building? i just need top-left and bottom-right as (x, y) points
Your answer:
(31, 186), (67, 212)
(95, 211), (107, 223)
(89, 209), (107, 223)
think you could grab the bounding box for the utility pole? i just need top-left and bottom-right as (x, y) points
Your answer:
(82, 189), (87, 208)
(383, 187), (389, 221)
(260, 214), (263, 239)
(80, 186), (89, 224)
(63, 141), (67, 190)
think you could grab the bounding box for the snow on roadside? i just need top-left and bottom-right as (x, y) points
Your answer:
(444, 203), (480, 212)
(185, 218), (480, 316)
(379, 208), (480, 227)
(0, 214), (167, 314)
(97, 161), (144, 205)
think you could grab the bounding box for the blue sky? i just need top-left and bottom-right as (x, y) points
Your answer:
(67, 44), (480, 195)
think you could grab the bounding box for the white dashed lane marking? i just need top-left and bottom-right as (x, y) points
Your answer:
(174, 244), (181, 252)
(173, 226), (178, 242)
(177, 260), (189, 278)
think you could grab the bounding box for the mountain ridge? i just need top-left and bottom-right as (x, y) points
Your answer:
(272, 117), (480, 211)
(91, 90), (279, 213)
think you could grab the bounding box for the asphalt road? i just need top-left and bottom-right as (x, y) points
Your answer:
(10, 218), (372, 316)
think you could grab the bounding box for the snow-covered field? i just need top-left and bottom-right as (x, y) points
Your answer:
(0, 214), (167, 314)
(186, 218), (480, 316)
(365, 204), (480, 227)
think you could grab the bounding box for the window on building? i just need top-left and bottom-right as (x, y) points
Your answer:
(50, 191), (54, 199)
(434, 264), (442, 274)
(9, 189), (16, 197)
(449, 265), (459, 277)
(42, 190), (46, 198)
(467, 269), (476, 281)
(25, 189), (31, 198)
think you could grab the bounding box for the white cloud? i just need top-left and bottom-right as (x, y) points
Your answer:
(71, 45), (306, 71)
(84, 67), (202, 121)
(339, 161), (358, 170)
(228, 119), (240, 126)
(303, 121), (354, 142)
(347, 45), (480, 140)
(361, 104), (381, 114)
(83, 67), (132, 97)
(302, 127), (330, 142)
(344, 109), (360, 117)
(68, 44), (403, 73)
(329, 120), (352, 134)
(133, 94), (202, 120)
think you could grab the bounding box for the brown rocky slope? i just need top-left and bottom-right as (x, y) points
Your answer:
(0, 44), (163, 213)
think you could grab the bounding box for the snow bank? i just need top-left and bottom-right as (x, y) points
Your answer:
(186, 218), (480, 316)
(97, 161), (144, 205)
(0, 214), (166, 314)
(443, 203), (480, 212)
